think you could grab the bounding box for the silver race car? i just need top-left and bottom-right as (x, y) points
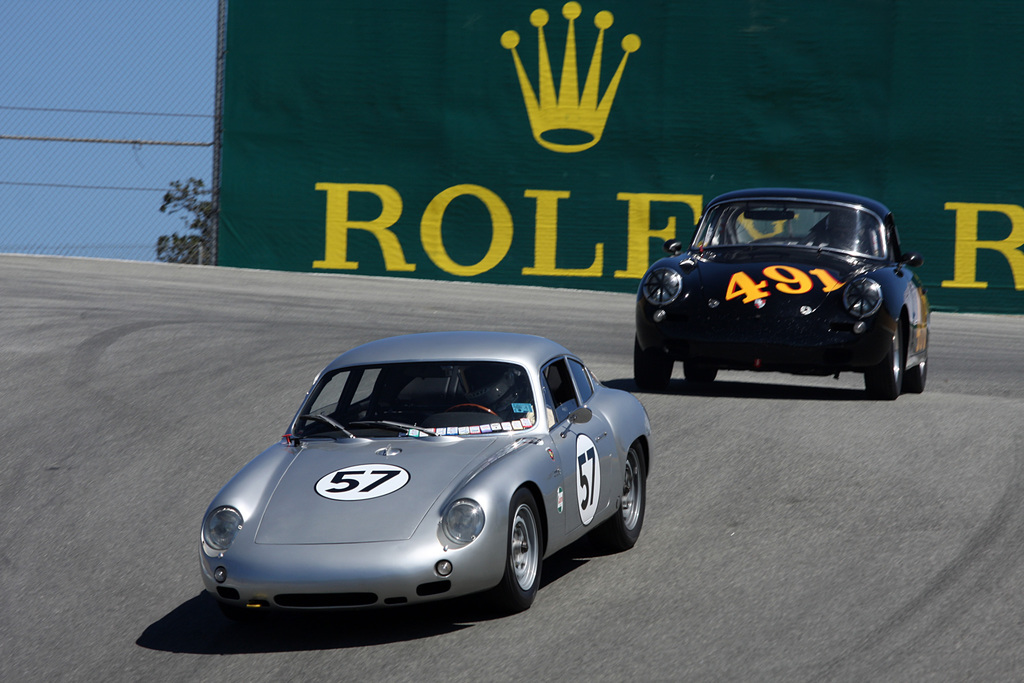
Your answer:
(200, 331), (651, 619)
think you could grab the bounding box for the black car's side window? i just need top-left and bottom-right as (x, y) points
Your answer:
(541, 358), (579, 426)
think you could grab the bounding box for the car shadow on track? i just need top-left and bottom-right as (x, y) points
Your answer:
(136, 538), (597, 654)
(604, 377), (870, 401)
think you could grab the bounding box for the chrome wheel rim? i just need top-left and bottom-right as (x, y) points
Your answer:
(510, 503), (539, 590)
(621, 449), (643, 530)
(891, 329), (903, 386)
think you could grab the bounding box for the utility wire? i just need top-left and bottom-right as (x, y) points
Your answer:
(0, 180), (171, 192)
(0, 105), (213, 119)
(0, 134), (212, 146)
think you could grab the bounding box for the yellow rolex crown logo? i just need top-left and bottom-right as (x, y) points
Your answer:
(501, 2), (641, 153)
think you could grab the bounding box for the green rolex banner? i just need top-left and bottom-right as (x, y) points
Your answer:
(220, 0), (1024, 313)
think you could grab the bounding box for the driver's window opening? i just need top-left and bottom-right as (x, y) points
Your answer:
(542, 359), (580, 426)
(567, 359), (594, 404)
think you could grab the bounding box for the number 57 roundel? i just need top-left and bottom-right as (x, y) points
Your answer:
(575, 434), (601, 526)
(316, 464), (410, 501)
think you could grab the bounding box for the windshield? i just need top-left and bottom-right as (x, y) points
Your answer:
(293, 360), (536, 438)
(692, 201), (887, 259)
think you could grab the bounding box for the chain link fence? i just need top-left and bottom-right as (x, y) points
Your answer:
(1, 1), (220, 263)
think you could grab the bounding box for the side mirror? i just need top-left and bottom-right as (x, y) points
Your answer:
(895, 251), (923, 276)
(560, 406), (593, 438)
(568, 406), (592, 425)
(663, 239), (684, 256)
(902, 251), (924, 268)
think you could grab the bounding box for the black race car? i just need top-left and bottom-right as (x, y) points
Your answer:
(634, 188), (929, 399)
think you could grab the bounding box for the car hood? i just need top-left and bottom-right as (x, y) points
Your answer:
(692, 247), (869, 313)
(253, 437), (498, 545)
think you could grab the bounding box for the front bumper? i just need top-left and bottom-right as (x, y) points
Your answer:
(635, 299), (895, 374)
(199, 529), (506, 611)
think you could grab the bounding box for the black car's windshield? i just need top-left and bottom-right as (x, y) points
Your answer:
(692, 201), (887, 259)
(293, 361), (536, 438)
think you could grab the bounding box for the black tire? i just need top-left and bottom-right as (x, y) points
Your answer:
(865, 322), (903, 400)
(491, 488), (543, 613)
(683, 361), (718, 383)
(633, 336), (672, 391)
(904, 356), (927, 394)
(591, 444), (646, 552)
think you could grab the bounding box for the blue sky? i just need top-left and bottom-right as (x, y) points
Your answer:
(1, 0), (218, 261)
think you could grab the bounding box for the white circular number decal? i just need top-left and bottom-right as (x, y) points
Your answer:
(575, 434), (601, 525)
(315, 464), (410, 501)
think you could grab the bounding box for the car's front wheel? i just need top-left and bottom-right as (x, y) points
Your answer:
(591, 443), (646, 552)
(904, 354), (926, 393)
(904, 327), (927, 394)
(491, 488), (542, 613)
(633, 336), (672, 391)
(865, 322), (903, 400)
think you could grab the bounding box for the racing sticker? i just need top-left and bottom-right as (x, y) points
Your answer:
(315, 463), (410, 501)
(575, 434), (601, 526)
(725, 266), (843, 304)
(434, 417), (534, 437)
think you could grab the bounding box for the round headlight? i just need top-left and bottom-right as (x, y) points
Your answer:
(843, 278), (883, 318)
(204, 506), (243, 551)
(441, 499), (485, 546)
(642, 268), (683, 306)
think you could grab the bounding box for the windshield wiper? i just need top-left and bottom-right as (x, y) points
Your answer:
(349, 420), (437, 436)
(297, 414), (355, 438)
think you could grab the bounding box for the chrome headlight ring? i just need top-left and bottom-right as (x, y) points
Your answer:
(203, 506), (244, 551)
(642, 268), (683, 306)
(843, 278), (883, 318)
(441, 498), (485, 547)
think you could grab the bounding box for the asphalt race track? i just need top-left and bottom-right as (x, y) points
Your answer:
(2, 254), (1023, 682)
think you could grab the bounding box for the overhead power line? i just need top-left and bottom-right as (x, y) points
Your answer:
(0, 134), (212, 146)
(0, 180), (170, 192)
(0, 105), (213, 119)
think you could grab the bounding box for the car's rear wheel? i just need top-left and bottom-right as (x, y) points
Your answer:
(491, 488), (542, 613)
(591, 443), (646, 552)
(683, 361), (718, 383)
(633, 336), (672, 391)
(865, 322), (903, 400)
